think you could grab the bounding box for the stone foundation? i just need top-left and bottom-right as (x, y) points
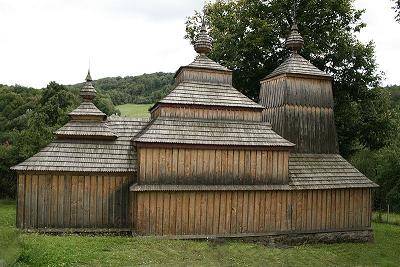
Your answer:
(154, 229), (374, 246)
(236, 230), (374, 246)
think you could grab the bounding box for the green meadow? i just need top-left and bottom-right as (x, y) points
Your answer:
(1, 200), (400, 266)
(116, 103), (152, 118)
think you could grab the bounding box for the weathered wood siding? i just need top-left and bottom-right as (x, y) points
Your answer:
(259, 76), (338, 153)
(259, 76), (334, 108)
(175, 68), (232, 85)
(263, 105), (337, 153)
(16, 172), (133, 230)
(138, 147), (289, 185)
(131, 188), (372, 236)
(151, 106), (262, 122)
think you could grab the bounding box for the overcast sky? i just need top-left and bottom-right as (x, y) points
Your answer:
(0, 0), (398, 88)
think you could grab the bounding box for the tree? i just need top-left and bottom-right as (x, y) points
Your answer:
(186, 0), (395, 157)
(394, 0), (400, 22)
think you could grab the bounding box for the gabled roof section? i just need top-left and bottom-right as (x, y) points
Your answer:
(134, 117), (294, 147)
(11, 117), (149, 172)
(158, 81), (264, 109)
(289, 154), (378, 189)
(263, 53), (331, 80)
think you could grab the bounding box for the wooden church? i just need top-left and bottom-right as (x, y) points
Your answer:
(12, 21), (377, 242)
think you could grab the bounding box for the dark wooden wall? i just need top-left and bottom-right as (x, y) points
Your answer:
(259, 75), (338, 153)
(262, 105), (337, 153)
(138, 147), (289, 185)
(175, 68), (232, 85)
(131, 188), (372, 236)
(151, 106), (262, 121)
(16, 172), (133, 230)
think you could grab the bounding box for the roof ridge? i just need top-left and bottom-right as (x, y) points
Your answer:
(155, 116), (271, 126)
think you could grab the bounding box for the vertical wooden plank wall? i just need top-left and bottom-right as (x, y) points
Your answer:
(138, 147), (289, 185)
(259, 76), (338, 153)
(151, 106), (262, 122)
(175, 69), (232, 85)
(132, 188), (372, 236)
(16, 172), (133, 230)
(264, 105), (337, 153)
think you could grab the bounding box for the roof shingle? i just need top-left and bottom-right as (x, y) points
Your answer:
(11, 117), (149, 172)
(134, 117), (294, 147)
(158, 81), (264, 109)
(289, 153), (377, 189)
(264, 53), (331, 80)
(69, 102), (106, 118)
(55, 121), (117, 139)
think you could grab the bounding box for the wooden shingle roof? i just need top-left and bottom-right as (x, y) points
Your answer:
(55, 121), (117, 139)
(134, 117), (294, 147)
(68, 102), (106, 118)
(263, 53), (331, 80)
(161, 22), (262, 112)
(131, 153), (377, 191)
(158, 81), (264, 109)
(263, 23), (331, 80)
(185, 54), (231, 73)
(11, 117), (149, 172)
(289, 154), (378, 189)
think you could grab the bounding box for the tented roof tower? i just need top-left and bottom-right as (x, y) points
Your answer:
(149, 19), (265, 117)
(55, 71), (117, 140)
(259, 23), (337, 153)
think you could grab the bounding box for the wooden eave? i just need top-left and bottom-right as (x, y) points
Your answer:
(174, 65), (232, 78)
(261, 72), (333, 83)
(133, 141), (294, 151)
(149, 102), (265, 114)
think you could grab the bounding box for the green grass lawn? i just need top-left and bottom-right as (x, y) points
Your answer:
(1, 200), (400, 266)
(373, 211), (400, 226)
(116, 103), (152, 118)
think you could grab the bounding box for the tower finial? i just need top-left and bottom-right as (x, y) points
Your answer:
(286, 1), (304, 53)
(194, 13), (212, 55)
(86, 69), (92, 82)
(80, 70), (96, 101)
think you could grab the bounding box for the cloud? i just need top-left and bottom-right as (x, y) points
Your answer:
(102, 0), (204, 21)
(354, 0), (400, 85)
(0, 0), (398, 87)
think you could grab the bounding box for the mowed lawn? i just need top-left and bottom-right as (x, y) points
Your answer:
(1, 200), (400, 266)
(116, 103), (152, 118)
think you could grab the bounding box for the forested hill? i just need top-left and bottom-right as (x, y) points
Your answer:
(68, 72), (174, 105)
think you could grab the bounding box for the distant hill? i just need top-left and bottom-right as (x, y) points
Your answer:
(69, 72), (174, 105)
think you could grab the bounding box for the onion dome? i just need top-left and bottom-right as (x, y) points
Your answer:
(80, 70), (97, 101)
(194, 18), (212, 54)
(57, 71), (117, 140)
(68, 71), (107, 121)
(262, 23), (331, 80)
(285, 23), (304, 53)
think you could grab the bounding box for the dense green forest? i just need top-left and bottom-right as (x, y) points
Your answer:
(351, 85), (400, 212)
(68, 72), (174, 105)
